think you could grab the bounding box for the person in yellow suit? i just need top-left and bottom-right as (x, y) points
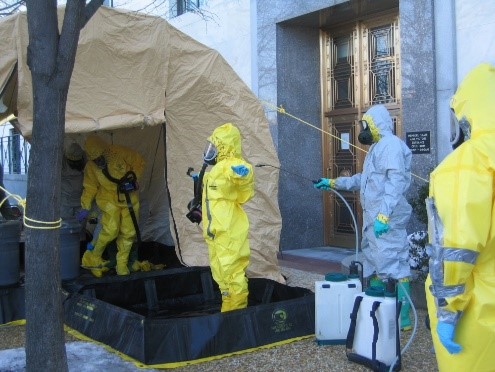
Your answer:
(201, 123), (254, 312)
(77, 135), (145, 277)
(425, 63), (495, 371)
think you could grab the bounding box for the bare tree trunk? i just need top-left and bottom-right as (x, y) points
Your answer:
(24, 1), (103, 370)
(24, 75), (68, 372)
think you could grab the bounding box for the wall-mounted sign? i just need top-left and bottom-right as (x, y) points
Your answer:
(406, 131), (430, 154)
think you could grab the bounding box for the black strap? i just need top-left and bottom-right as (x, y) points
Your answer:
(395, 296), (402, 371)
(370, 301), (381, 364)
(102, 166), (120, 184)
(101, 166), (141, 244)
(102, 166), (125, 203)
(123, 190), (141, 244)
(346, 295), (363, 350)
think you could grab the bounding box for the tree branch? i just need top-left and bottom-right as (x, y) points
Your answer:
(0, 0), (24, 15)
(26, 1), (58, 77)
(82, 0), (105, 28)
(54, 0), (86, 89)
(55, 0), (105, 89)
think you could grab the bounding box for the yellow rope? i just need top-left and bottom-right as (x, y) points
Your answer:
(261, 100), (429, 183)
(0, 184), (62, 229)
(264, 100), (364, 153)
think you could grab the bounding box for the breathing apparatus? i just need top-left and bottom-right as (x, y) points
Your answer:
(186, 163), (208, 224)
(185, 141), (218, 224)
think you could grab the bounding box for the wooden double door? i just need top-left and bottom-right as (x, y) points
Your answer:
(320, 13), (402, 248)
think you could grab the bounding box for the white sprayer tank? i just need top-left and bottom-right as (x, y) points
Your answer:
(351, 287), (398, 367)
(315, 272), (362, 345)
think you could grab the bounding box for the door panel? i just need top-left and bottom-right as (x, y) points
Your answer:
(321, 14), (400, 248)
(324, 116), (361, 248)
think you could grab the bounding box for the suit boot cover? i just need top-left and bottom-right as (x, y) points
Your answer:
(128, 245), (141, 272)
(116, 248), (131, 276)
(398, 278), (412, 331)
(220, 286), (248, 312)
(115, 234), (134, 276)
(220, 291), (231, 312)
(81, 250), (109, 278)
(229, 292), (248, 312)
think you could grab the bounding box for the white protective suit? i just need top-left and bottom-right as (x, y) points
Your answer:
(334, 105), (412, 279)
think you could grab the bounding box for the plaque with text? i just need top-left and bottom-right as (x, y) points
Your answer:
(406, 131), (430, 154)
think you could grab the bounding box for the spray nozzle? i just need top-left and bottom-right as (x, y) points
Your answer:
(349, 261), (359, 276)
(349, 261), (363, 285)
(385, 278), (397, 297)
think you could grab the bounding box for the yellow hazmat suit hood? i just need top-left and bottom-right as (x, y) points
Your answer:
(362, 104), (393, 142)
(450, 63), (495, 137)
(84, 135), (109, 160)
(207, 123), (242, 162)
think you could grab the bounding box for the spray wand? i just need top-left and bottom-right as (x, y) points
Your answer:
(256, 163), (360, 263)
(255, 163), (316, 183)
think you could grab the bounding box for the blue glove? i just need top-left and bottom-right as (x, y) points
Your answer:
(373, 219), (389, 238)
(76, 209), (89, 222)
(437, 321), (462, 354)
(231, 165), (249, 176)
(191, 172), (199, 181)
(313, 178), (334, 190)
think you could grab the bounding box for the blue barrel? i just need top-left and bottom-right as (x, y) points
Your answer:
(0, 220), (21, 286)
(60, 219), (81, 280)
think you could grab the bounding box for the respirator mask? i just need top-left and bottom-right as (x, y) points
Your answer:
(358, 120), (374, 145)
(93, 155), (107, 169)
(203, 141), (218, 165)
(450, 108), (471, 150)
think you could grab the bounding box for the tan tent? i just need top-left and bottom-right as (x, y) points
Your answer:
(0, 7), (284, 283)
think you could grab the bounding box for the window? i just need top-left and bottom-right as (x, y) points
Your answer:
(171, 0), (205, 17)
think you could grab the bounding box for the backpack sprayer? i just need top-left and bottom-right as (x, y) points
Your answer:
(256, 163), (418, 372)
(185, 163), (208, 224)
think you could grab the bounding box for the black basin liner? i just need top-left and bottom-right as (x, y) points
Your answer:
(63, 266), (315, 366)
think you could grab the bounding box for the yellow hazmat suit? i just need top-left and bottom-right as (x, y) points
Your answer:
(81, 135), (145, 276)
(425, 63), (495, 371)
(201, 123), (254, 312)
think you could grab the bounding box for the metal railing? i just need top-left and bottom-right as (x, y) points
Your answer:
(1, 134), (30, 174)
